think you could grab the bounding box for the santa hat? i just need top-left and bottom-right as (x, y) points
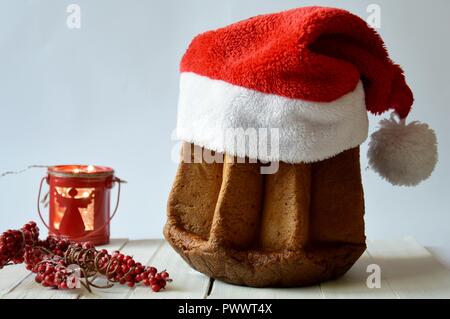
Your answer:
(176, 6), (437, 186)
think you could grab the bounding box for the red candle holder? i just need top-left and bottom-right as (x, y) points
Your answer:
(37, 165), (124, 245)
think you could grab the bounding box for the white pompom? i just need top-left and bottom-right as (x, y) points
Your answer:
(367, 113), (438, 186)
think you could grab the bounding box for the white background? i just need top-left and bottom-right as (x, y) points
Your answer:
(0, 0), (449, 259)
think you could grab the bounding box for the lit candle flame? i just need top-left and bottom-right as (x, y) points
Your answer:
(73, 168), (80, 173)
(87, 165), (95, 173)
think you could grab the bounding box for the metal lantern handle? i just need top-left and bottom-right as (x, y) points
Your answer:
(37, 176), (52, 232)
(37, 175), (125, 241)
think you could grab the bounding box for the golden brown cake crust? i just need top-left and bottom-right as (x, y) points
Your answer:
(164, 143), (366, 287)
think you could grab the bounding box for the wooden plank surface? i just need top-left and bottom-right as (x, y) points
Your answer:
(0, 265), (33, 297)
(1, 238), (128, 299)
(209, 280), (323, 299)
(2, 238), (450, 299)
(367, 237), (450, 299)
(128, 242), (211, 299)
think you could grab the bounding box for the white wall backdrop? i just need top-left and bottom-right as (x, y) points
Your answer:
(0, 1), (449, 253)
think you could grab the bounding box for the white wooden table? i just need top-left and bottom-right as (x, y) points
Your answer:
(1, 237), (450, 299)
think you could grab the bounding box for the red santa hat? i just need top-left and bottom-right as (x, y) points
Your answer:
(177, 6), (437, 186)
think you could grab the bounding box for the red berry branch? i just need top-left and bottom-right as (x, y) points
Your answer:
(0, 221), (171, 292)
(0, 221), (39, 267)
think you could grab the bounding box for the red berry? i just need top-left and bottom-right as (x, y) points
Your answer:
(121, 265), (128, 274)
(160, 271), (169, 279)
(151, 284), (161, 292)
(148, 267), (157, 276)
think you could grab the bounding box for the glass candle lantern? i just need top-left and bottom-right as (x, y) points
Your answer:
(38, 165), (122, 245)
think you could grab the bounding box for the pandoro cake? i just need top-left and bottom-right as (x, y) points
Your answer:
(165, 143), (365, 286)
